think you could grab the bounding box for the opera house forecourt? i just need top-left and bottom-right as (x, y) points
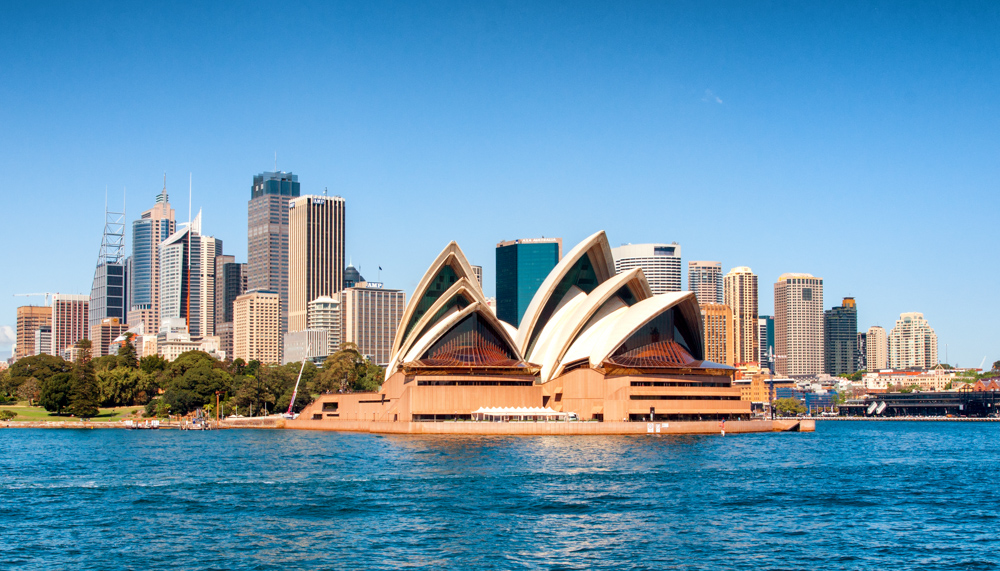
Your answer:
(288, 231), (812, 434)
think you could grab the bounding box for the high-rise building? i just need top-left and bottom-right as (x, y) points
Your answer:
(90, 197), (128, 334)
(91, 317), (128, 358)
(689, 261), (723, 305)
(723, 266), (758, 364)
(611, 243), (682, 295)
(159, 212), (223, 339)
(248, 171), (300, 334)
(51, 294), (89, 358)
(496, 238), (562, 326)
(867, 326), (888, 371)
(15, 306), (51, 360)
(774, 273), (824, 376)
(824, 297), (858, 375)
(34, 326), (52, 356)
(471, 265), (483, 287)
(758, 315), (774, 372)
(341, 284), (405, 366)
(856, 332), (867, 371)
(214, 255), (247, 361)
(233, 290), (281, 364)
(308, 295), (342, 356)
(888, 313), (938, 369)
(127, 181), (176, 333)
(288, 194), (346, 332)
(701, 303), (735, 366)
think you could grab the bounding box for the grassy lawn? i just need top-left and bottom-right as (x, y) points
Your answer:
(0, 405), (142, 422)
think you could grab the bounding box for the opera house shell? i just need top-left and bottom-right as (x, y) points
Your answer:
(294, 231), (751, 428)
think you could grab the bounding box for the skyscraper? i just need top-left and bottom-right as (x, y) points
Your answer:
(341, 284), (406, 366)
(867, 325), (888, 371)
(15, 306), (51, 360)
(495, 238), (562, 326)
(51, 294), (89, 358)
(234, 290), (281, 364)
(159, 212), (223, 339)
(701, 303), (735, 366)
(128, 181), (176, 333)
(824, 297), (858, 375)
(89, 197), (128, 337)
(689, 261), (723, 305)
(471, 265), (483, 287)
(856, 332), (867, 371)
(888, 313), (938, 369)
(774, 273), (824, 376)
(758, 315), (775, 371)
(248, 170), (300, 334)
(288, 194), (346, 332)
(215, 255), (247, 360)
(611, 243), (682, 295)
(723, 266), (758, 364)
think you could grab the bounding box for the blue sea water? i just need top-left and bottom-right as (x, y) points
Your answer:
(1, 421), (999, 570)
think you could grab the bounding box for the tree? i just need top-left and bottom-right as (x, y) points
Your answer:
(0, 410), (16, 421)
(139, 354), (169, 375)
(39, 372), (73, 415)
(17, 377), (42, 405)
(7, 354), (72, 396)
(91, 355), (121, 373)
(117, 333), (138, 369)
(993, 360), (1000, 372)
(96, 367), (151, 407)
(773, 397), (807, 416)
(66, 340), (99, 418)
(74, 339), (93, 366)
(0, 369), (11, 400)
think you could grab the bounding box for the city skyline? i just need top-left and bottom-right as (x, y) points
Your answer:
(2, 2), (998, 367)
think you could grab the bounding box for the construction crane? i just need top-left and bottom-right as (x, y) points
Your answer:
(14, 293), (57, 306)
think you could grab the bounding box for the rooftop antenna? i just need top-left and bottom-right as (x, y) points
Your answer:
(274, 151), (277, 172)
(324, 186), (328, 196)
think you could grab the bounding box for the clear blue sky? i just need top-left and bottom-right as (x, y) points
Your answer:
(1, 1), (997, 367)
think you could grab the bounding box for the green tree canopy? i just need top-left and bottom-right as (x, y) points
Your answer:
(139, 354), (169, 375)
(39, 372), (73, 415)
(91, 355), (122, 373)
(773, 397), (807, 416)
(8, 354), (72, 395)
(17, 377), (42, 405)
(66, 340), (99, 418)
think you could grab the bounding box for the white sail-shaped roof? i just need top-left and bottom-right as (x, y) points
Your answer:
(532, 268), (652, 382)
(588, 291), (704, 367)
(514, 230), (616, 356)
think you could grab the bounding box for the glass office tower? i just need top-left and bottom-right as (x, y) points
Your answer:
(495, 238), (562, 326)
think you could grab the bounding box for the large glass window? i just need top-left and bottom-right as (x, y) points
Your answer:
(420, 312), (518, 366)
(606, 307), (701, 367)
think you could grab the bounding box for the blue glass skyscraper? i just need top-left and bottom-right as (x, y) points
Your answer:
(495, 238), (561, 327)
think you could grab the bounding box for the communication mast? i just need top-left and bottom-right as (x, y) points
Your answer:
(98, 187), (126, 267)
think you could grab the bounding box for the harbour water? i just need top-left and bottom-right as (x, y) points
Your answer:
(2, 421), (998, 570)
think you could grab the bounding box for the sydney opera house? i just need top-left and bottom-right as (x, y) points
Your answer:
(291, 231), (762, 433)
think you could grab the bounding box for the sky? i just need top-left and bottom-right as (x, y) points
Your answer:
(1, 1), (997, 366)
